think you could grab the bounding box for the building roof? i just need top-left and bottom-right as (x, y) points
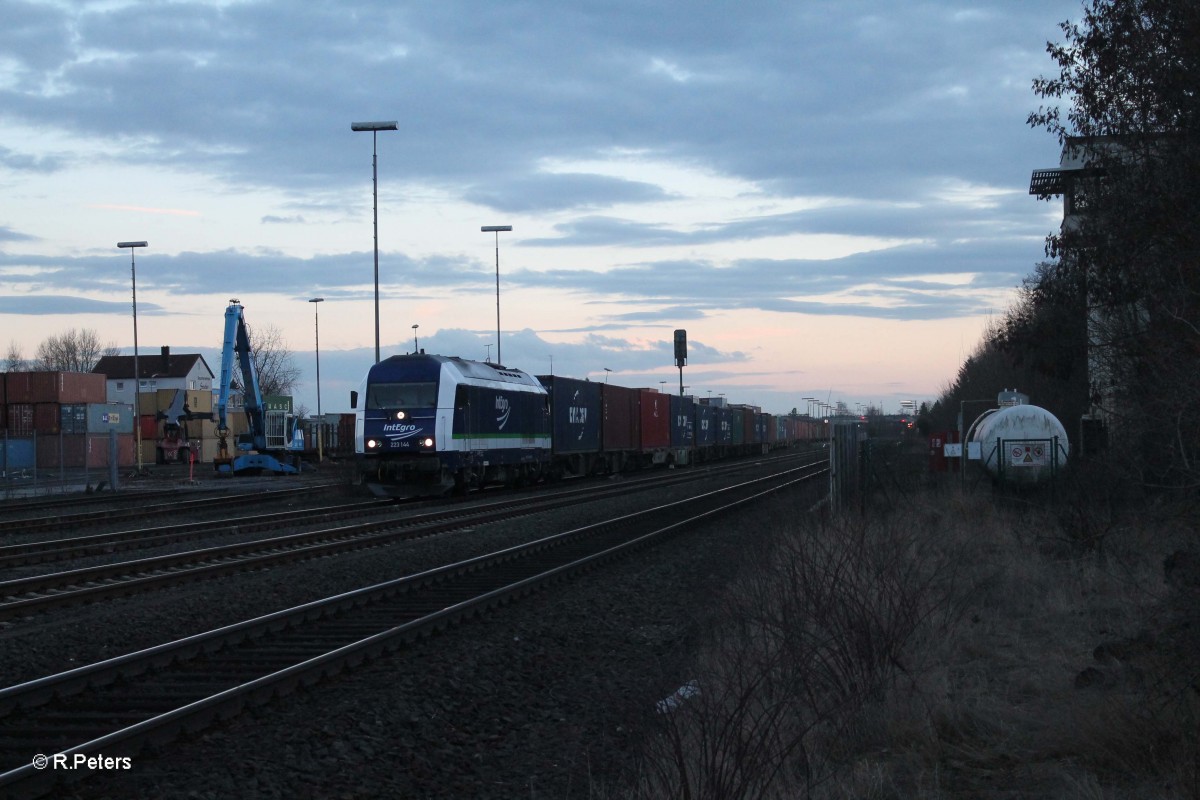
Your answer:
(92, 349), (214, 381)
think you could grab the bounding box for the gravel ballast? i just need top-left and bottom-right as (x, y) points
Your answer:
(4, 467), (818, 798)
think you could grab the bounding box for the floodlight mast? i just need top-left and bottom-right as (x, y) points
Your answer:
(481, 225), (512, 365)
(351, 120), (398, 364)
(117, 241), (148, 474)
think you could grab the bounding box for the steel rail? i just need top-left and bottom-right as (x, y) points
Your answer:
(0, 484), (347, 536)
(0, 498), (393, 568)
(0, 455), (827, 621)
(0, 461), (825, 798)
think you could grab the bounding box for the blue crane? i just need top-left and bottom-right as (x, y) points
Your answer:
(214, 300), (303, 476)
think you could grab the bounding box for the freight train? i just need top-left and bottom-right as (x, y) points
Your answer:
(353, 353), (826, 494)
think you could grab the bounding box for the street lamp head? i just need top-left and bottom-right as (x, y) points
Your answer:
(309, 297), (324, 304)
(351, 121), (398, 131)
(117, 241), (148, 249)
(481, 225), (512, 233)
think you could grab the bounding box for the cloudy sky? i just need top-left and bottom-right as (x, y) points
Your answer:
(0, 0), (1078, 417)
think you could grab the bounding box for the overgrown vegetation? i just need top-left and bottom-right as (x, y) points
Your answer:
(623, 484), (1198, 799)
(620, 3), (1200, 795)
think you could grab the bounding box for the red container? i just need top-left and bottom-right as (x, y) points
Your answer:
(34, 403), (61, 434)
(338, 413), (356, 455)
(36, 434), (84, 468)
(34, 433), (135, 468)
(638, 389), (670, 450)
(5, 372), (107, 404)
(928, 430), (961, 472)
(116, 433), (135, 467)
(139, 414), (159, 440)
(601, 384), (640, 451)
(7, 403), (34, 435)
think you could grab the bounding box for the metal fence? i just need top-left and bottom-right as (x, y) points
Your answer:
(0, 430), (124, 499)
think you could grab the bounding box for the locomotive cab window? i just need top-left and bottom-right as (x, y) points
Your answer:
(367, 382), (438, 409)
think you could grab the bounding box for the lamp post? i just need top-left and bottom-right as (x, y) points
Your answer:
(481, 225), (512, 366)
(118, 241), (148, 474)
(309, 298), (324, 461)
(603, 368), (612, 384)
(412, 323), (419, 353)
(351, 120), (398, 364)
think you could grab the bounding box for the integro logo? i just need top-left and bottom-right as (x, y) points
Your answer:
(495, 395), (511, 429)
(381, 422), (421, 441)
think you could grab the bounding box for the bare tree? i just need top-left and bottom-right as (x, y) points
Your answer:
(34, 329), (121, 373)
(5, 341), (27, 372)
(245, 322), (301, 398)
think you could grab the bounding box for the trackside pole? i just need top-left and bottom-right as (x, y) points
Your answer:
(109, 429), (119, 492)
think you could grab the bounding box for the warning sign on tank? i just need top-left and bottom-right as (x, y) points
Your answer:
(1008, 442), (1047, 467)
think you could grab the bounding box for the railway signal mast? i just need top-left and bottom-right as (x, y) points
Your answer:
(674, 329), (687, 396)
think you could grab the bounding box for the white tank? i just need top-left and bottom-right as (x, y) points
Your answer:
(969, 404), (1069, 483)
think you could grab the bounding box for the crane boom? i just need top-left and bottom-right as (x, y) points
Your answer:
(214, 300), (301, 476)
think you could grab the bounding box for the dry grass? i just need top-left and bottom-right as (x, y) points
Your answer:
(622, 482), (1200, 799)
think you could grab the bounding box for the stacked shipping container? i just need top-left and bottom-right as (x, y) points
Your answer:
(1, 372), (135, 469)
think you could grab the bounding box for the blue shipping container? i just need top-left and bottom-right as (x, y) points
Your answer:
(0, 437), (36, 471)
(670, 395), (695, 448)
(537, 375), (602, 455)
(695, 402), (716, 447)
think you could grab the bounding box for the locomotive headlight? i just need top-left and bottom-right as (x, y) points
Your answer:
(367, 438), (381, 449)
(420, 437), (434, 448)
(394, 411), (407, 421)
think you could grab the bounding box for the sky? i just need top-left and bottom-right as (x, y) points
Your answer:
(0, 0), (1080, 418)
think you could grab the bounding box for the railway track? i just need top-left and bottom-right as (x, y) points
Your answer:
(0, 498), (395, 568)
(0, 453), (825, 622)
(0, 457), (825, 798)
(0, 483), (349, 538)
